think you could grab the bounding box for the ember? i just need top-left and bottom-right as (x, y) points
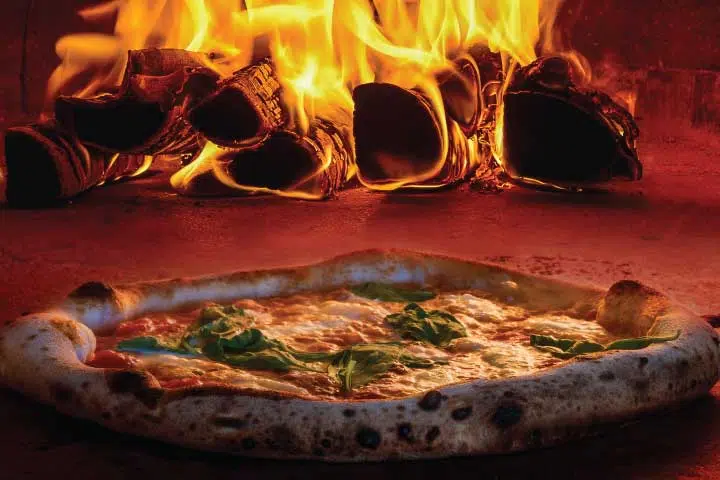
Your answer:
(1, 0), (642, 207)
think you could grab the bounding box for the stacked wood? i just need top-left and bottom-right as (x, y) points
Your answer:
(353, 55), (494, 190)
(501, 56), (642, 187)
(185, 58), (289, 147)
(174, 118), (352, 200)
(3, 122), (147, 207)
(54, 49), (219, 156)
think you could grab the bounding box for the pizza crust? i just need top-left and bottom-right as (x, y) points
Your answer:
(0, 249), (718, 461)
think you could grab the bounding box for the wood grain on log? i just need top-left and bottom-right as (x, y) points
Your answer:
(501, 56), (642, 188)
(3, 122), (146, 207)
(353, 82), (481, 190)
(174, 117), (352, 199)
(54, 49), (218, 155)
(186, 58), (289, 147)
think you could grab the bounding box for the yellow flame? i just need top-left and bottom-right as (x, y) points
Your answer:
(170, 143), (334, 200)
(48, 0), (586, 194)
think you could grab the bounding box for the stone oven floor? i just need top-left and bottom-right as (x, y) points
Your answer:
(0, 129), (719, 478)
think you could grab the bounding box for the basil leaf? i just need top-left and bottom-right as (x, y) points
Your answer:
(350, 283), (436, 302)
(197, 304), (245, 325)
(328, 343), (438, 393)
(531, 331), (680, 359)
(116, 336), (187, 354)
(183, 306), (250, 350)
(386, 303), (468, 347)
(567, 340), (605, 355)
(605, 331), (681, 351)
(529, 335), (576, 351)
(223, 349), (317, 372)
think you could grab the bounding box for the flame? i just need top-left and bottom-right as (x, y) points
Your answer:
(47, 0), (586, 195)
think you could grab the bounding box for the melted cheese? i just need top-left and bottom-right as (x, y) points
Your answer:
(103, 288), (614, 400)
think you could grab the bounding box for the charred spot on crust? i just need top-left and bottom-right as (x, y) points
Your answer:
(425, 426), (440, 444)
(638, 357), (649, 368)
(451, 406), (473, 421)
(418, 390), (443, 411)
(50, 383), (73, 403)
(356, 428), (382, 449)
(343, 408), (356, 418)
(212, 416), (248, 429)
(141, 413), (162, 424)
(266, 426), (299, 452)
(321, 438), (332, 449)
(599, 371), (615, 381)
(106, 370), (163, 409)
(69, 281), (115, 300)
(529, 429), (543, 448)
(241, 437), (256, 450)
(48, 319), (81, 344)
(606, 280), (660, 298)
(26, 334), (37, 342)
(397, 423), (413, 442)
(492, 403), (523, 429)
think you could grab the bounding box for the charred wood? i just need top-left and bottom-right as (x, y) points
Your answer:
(501, 56), (642, 187)
(174, 118), (352, 200)
(438, 55), (483, 137)
(353, 82), (480, 190)
(442, 49), (503, 137)
(54, 49), (218, 155)
(3, 122), (147, 207)
(186, 58), (288, 147)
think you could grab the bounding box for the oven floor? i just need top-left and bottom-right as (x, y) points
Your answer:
(1, 129), (719, 478)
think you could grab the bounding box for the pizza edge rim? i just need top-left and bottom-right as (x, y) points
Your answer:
(0, 248), (718, 461)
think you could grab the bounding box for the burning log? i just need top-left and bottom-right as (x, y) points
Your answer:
(185, 58), (289, 147)
(54, 49), (219, 155)
(353, 53), (501, 190)
(353, 82), (480, 190)
(437, 55), (483, 136)
(501, 56), (642, 188)
(3, 123), (148, 207)
(172, 118), (352, 200)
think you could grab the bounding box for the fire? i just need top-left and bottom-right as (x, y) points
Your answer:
(47, 0), (583, 196)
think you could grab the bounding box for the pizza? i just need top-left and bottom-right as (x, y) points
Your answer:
(0, 250), (717, 461)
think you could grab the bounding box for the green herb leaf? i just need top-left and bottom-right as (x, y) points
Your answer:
(528, 335), (577, 351)
(223, 349), (317, 372)
(386, 303), (468, 347)
(350, 283), (436, 302)
(197, 304), (245, 325)
(530, 331), (681, 359)
(328, 343), (438, 393)
(605, 331), (681, 350)
(116, 336), (187, 354)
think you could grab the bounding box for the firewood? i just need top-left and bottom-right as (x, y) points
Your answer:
(501, 56), (642, 187)
(438, 55), (482, 137)
(3, 122), (148, 207)
(353, 82), (481, 190)
(54, 49), (219, 155)
(173, 118), (352, 200)
(439, 50), (503, 137)
(185, 58), (288, 147)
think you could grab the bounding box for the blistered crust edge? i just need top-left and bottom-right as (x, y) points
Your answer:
(0, 249), (716, 461)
